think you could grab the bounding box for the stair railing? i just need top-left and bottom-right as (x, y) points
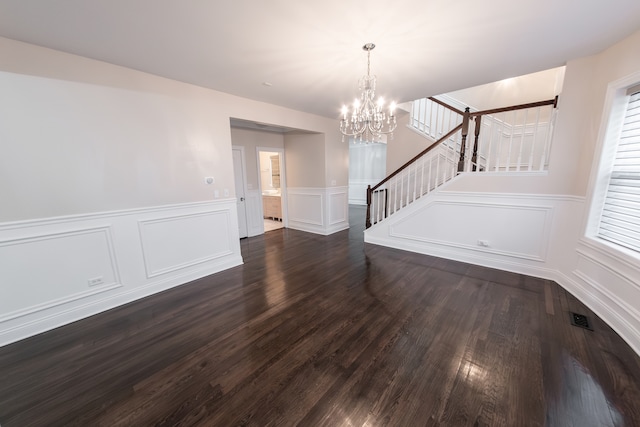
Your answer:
(410, 96), (465, 141)
(466, 97), (558, 172)
(366, 96), (558, 228)
(366, 124), (463, 228)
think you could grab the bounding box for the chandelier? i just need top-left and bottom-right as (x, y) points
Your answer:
(340, 43), (397, 143)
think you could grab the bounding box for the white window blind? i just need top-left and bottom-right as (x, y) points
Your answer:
(598, 87), (640, 252)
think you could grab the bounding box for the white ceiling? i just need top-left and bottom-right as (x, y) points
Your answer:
(0, 0), (639, 119)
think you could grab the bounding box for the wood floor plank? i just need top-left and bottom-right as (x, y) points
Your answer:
(0, 205), (639, 426)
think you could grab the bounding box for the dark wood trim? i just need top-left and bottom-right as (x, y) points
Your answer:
(372, 124), (463, 192)
(471, 115), (482, 172)
(384, 188), (388, 219)
(365, 185), (372, 228)
(368, 188), (389, 227)
(457, 108), (471, 173)
(427, 96), (465, 116)
(366, 95), (558, 224)
(470, 98), (556, 117)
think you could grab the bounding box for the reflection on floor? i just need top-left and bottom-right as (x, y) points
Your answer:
(264, 218), (284, 232)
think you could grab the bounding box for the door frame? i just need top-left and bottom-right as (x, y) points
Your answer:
(232, 145), (249, 238)
(256, 146), (288, 229)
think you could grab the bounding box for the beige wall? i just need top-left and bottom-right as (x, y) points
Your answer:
(324, 129), (349, 187)
(568, 29), (640, 196)
(387, 66), (568, 195)
(446, 67), (564, 111)
(386, 110), (436, 173)
(439, 31), (640, 197)
(284, 133), (326, 188)
(0, 37), (339, 222)
(385, 66), (562, 178)
(230, 127), (284, 190)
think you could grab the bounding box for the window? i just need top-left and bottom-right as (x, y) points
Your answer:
(597, 85), (640, 252)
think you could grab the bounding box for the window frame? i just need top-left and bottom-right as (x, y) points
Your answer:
(584, 71), (640, 261)
(596, 87), (640, 251)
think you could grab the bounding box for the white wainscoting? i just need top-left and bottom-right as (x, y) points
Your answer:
(0, 226), (121, 322)
(365, 190), (582, 279)
(390, 201), (552, 261)
(348, 179), (370, 205)
(0, 199), (243, 347)
(557, 238), (640, 356)
(364, 188), (640, 355)
(287, 187), (349, 235)
(327, 187), (349, 234)
(245, 189), (264, 237)
(138, 210), (235, 278)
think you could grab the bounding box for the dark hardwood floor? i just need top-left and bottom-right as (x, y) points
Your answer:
(1, 206), (639, 426)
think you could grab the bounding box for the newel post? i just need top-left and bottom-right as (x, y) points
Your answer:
(457, 107), (470, 173)
(472, 115), (482, 171)
(365, 185), (372, 229)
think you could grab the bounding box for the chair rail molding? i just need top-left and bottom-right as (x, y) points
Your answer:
(0, 199), (243, 347)
(286, 187), (349, 235)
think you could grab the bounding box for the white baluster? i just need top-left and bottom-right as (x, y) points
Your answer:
(428, 100), (435, 138)
(400, 173), (405, 209)
(505, 111), (515, 172)
(529, 107), (541, 171)
(495, 112), (504, 172)
(405, 169), (410, 207)
(412, 163), (417, 202)
(540, 105), (556, 171)
(438, 103), (442, 135)
(516, 109), (528, 172)
(436, 150), (441, 188)
(393, 177), (398, 214)
(427, 154), (433, 194)
(484, 118), (493, 171)
(420, 155), (425, 197)
(371, 190), (380, 224)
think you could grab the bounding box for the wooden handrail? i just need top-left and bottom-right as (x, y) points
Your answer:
(371, 123), (463, 192)
(470, 98), (556, 117)
(427, 96), (465, 116)
(471, 115), (482, 172)
(366, 94), (560, 228)
(457, 108), (471, 172)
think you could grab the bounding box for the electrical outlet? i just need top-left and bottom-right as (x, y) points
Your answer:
(477, 240), (490, 247)
(224, 189), (229, 197)
(88, 276), (104, 287)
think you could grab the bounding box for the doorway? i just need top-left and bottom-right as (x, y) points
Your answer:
(232, 146), (249, 238)
(257, 147), (287, 232)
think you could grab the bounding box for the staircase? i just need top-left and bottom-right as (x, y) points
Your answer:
(366, 95), (558, 228)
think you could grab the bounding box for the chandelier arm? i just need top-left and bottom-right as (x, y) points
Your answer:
(339, 42), (396, 142)
(341, 118), (368, 136)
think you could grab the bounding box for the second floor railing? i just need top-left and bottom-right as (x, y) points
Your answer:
(366, 96), (558, 228)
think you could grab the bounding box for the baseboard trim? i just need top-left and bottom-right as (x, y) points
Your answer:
(553, 270), (640, 357)
(0, 200), (243, 348)
(365, 233), (640, 357)
(0, 255), (242, 347)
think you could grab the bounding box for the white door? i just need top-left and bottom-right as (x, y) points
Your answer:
(232, 148), (249, 238)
